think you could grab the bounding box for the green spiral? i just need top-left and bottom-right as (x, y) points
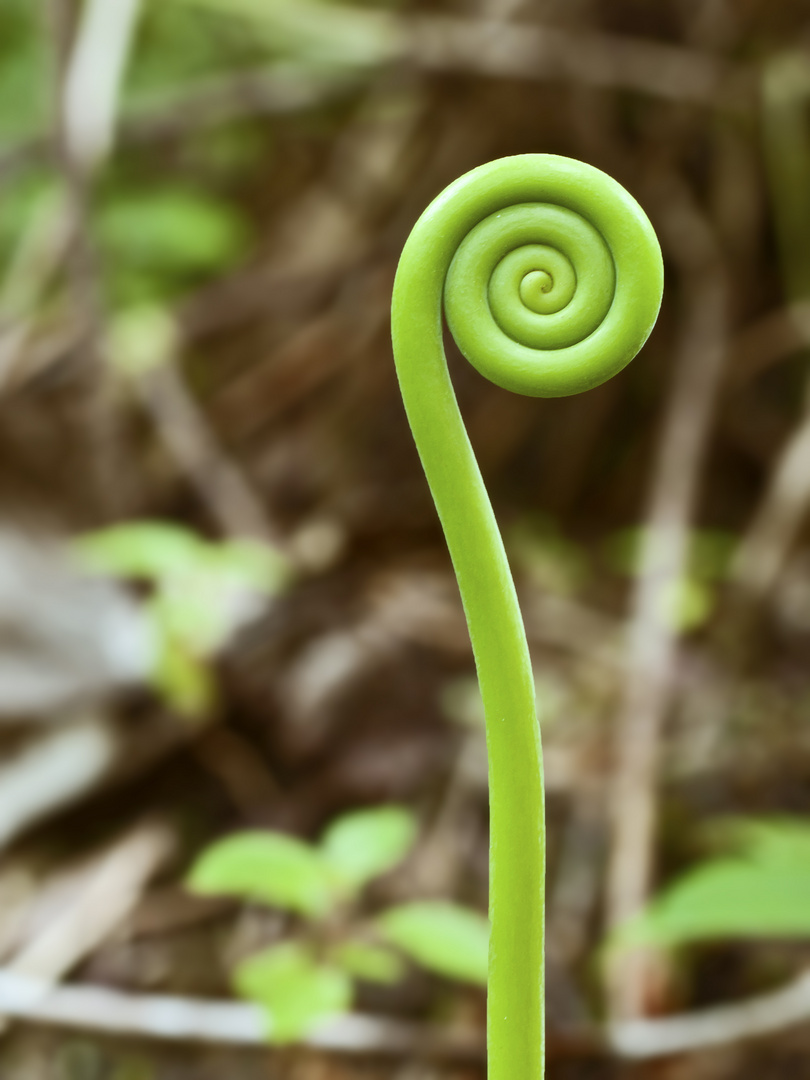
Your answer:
(391, 154), (662, 1080)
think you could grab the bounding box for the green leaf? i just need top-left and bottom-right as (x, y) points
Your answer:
(75, 522), (206, 579)
(187, 832), (336, 917)
(614, 818), (810, 950)
(320, 805), (417, 891)
(234, 942), (351, 1043)
(77, 524), (288, 593)
(203, 539), (290, 595)
(377, 901), (489, 985)
(151, 629), (215, 717)
(75, 524), (290, 660)
(329, 940), (404, 985)
(97, 187), (247, 302)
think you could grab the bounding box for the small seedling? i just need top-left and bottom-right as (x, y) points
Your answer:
(75, 521), (289, 714)
(187, 805), (490, 1042)
(391, 154), (663, 1078)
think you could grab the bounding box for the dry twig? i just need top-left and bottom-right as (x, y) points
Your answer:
(409, 16), (749, 106)
(610, 968), (810, 1059)
(605, 172), (729, 1019)
(0, 971), (485, 1062)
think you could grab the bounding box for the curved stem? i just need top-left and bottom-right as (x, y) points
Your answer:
(391, 154), (662, 1080)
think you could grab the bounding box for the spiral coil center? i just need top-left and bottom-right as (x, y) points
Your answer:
(394, 154), (664, 398)
(519, 270), (554, 311)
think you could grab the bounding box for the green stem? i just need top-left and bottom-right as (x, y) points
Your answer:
(391, 154), (662, 1079)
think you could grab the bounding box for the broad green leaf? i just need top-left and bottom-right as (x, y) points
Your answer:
(97, 187), (247, 302)
(234, 942), (351, 1043)
(75, 522), (205, 579)
(77, 524), (288, 595)
(187, 832), (336, 917)
(329, 940), (404, 985)
(320, 805), (417, 891)
(614, 818), (810, 950)
(377, 901), (489, 985)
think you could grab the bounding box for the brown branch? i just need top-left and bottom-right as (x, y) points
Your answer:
(610, 968), (810, 1058)
(604, 171), (730, 1019)
(408, 16), (750, 106)
(0, 970), (486, 1062)
(730, 393), (810, 601)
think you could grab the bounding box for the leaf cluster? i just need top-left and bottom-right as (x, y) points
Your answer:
(76, 522), (289, 714)
(187, 805), (489, 1042)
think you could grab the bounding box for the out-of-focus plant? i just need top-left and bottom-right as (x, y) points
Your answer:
(130, 2), (268, 95)
(75, 522), (289, 714)
(0, 0), (49, 142)
(603, 526), (736, 633)
(172, 0), (402, 73)
(96, 185), (248, 306)
(507, 514), (590, 597)
(611, 817), (810, 952)
(187, 805), (490, 1042)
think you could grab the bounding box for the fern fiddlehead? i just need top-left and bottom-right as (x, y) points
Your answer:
(391, 154), (663, 1079)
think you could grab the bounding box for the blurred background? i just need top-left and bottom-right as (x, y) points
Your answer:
(2, 0), (810, 1077)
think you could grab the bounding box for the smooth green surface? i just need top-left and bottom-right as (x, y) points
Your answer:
(391, 154), (662, 1079)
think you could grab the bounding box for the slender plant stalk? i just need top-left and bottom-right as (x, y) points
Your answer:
(391, 154), (663, 1079)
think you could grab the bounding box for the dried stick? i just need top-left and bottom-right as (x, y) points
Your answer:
(45, 0), (143, 514)
(409, 16), (748, 106)
(609, 968), (810, 1059)
(0, 717), (118, 851)
(61, 0), (142, 173)
(0, 970), (484, 1062)
(5, 822), (174, 982)
(0, 822), (174, 1035)
(730, 387), (810, 600)
(605, 172), (729, 1019)
(0, 712), (191, 852)
(134, 357), (277, 543)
